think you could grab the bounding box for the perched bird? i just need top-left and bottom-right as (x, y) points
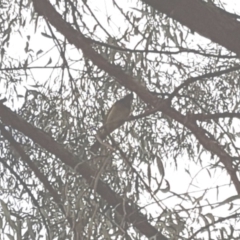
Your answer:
(90, 93), (133, 153)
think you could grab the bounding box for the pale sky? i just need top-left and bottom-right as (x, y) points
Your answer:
(2, 1), (240, 238)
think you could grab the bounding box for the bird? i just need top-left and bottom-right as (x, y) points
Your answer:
(90, 93), (133, 153)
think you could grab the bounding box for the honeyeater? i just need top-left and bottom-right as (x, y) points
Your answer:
(90, 93), (133, 153)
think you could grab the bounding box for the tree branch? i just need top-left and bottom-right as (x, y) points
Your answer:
(192, 112), (240, 121)
(0, 102), (167, 240)
(31, 0), (240, 196)
(141, 0), (240, 55)
(0, 123), (63, 212)
(168, 65), (240, 101)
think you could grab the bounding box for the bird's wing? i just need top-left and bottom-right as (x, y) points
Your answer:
(90, 93), (133, 153)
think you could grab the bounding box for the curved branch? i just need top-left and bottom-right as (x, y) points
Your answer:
(92, 39), (238, 59)
(141, 0), (240, 56)
(0, 103), (168, 240)
(0, 157), (51, 238)
(31, 0), (240, 199)
(0, 124), (64, 212)
(168, 65), (240, 101)
(188, 213), (240, 240)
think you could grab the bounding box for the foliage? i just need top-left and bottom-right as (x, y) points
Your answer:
(0, 0), (240, 239)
